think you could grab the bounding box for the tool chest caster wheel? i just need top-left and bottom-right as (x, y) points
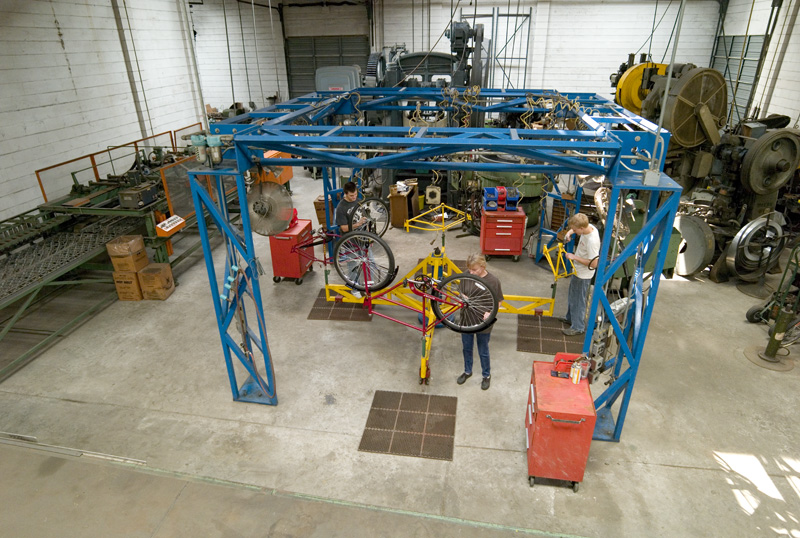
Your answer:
(273, 276), (281, 283)
(295, 278), (303, 285)
(513, 255), (520, 262)
(572, 482), (579, 492)
(529, 476), (535, 487)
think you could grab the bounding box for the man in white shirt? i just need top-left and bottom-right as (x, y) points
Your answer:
(560, 213), (600, 336)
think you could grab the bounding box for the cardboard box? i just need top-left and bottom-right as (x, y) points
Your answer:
(113, 271), (143, 301)
(106, 235), (145, 257)
(110, 249), (149, 273)
(313, 195), (336, 228)
(138, 263), (175, 301)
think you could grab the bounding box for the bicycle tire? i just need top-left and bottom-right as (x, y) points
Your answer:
(349, 198), (390, 237)
(431, 273), (499, 333)
(333, 231), (396, 292)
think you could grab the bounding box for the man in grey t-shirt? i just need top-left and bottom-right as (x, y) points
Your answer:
(334, 181), (365, 233)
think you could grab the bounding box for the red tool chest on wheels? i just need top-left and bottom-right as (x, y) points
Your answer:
(480, 207), (526, 260)
(269, 219), (313, 284)
(525, 359), (596, 491)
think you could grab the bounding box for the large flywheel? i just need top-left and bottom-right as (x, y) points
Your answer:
(741, 129), (800, 195)
(662, 67), (727, 148)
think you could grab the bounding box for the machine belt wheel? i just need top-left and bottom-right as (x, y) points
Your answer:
(726, 216), (786, 282)
(741, 129), (800, 195)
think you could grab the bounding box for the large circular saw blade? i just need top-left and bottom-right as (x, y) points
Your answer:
(247, 182), (293, 236)
(674, 215), (716, 277)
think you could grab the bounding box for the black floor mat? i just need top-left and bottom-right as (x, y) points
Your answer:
(517, 314), (584, 354)
(358, 390), (457, 461)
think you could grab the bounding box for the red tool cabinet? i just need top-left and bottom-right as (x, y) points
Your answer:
(269, 219), (313, 284)
(525, 358), (596, 491)
(480, 207), (526, 260)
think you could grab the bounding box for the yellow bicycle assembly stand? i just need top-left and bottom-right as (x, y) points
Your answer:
(542, 241), (576, 281)
(325, 207), (560, 383)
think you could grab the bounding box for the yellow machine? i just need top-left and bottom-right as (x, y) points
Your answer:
(614, 61), (667, 115)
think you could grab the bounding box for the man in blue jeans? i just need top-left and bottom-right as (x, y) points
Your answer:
(457, 253), (503, 390)
(561, 213), (601, 336)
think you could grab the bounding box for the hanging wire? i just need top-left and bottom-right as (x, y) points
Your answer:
(393, 0), (463, 86)
(251, 1), (267, 106)
(266, 0), (283, 101)
(122, 0), (154, 134)
(512, 0), (523, 88)
(647, 0), (658, 62)
(660, 5), (681, 63)
(236, 2), (253, 106)
(633, 0), (674, 55)
(221, 0), (237, 107)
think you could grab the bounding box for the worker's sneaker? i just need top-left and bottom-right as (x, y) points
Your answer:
(562, 328), (583, 336)
(456, 372), (472, 385)
(481, 376), (491, 390)
(554, 316), (569, 324)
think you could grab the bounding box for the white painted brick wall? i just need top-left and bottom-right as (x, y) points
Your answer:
(0, 0), (204, 221)
(190, 0), (288, 109)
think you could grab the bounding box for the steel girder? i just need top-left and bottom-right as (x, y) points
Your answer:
(189, 168), (277, 405)
(196, 89), (680, 433)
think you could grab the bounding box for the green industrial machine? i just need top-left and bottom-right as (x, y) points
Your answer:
(0, 123), (234, 382)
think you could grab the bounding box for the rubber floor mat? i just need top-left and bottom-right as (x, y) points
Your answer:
(307, 289), (372, 322)
(517, 314), (583, 354)
(358, 390), (457, 461)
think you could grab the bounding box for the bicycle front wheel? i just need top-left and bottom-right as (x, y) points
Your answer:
(431, 273), (499, 333)
(349, 198), (390, 237)
(333, 231), (396, 291)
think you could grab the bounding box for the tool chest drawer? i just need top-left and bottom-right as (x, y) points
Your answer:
(480, 207), (526, 258)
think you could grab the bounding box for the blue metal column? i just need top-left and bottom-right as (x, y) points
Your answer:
(586, 172), (681, 440)
(188, 169), (277, 405)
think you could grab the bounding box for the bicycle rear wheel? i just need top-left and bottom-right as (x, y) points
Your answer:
(431, 273), (499, 333)
(349, 198), (390, 237)
(333, 231), (396, 291)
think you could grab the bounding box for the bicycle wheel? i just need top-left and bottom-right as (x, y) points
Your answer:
(431, 273), (499, 333)
(333, 231), (396, 291)
(349, 198), (390, 237)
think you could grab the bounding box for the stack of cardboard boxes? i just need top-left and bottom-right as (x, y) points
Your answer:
(107, 235), (175, 301)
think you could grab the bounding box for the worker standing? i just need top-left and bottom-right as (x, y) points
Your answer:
(334, 181), (365, 233)
(457, 253), (504, 390)
(560, 213), (601, 336)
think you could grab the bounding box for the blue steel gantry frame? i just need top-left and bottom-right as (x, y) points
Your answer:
(194, 88), (681, 442)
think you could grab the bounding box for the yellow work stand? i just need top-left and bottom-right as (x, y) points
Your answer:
(324, 216), (560, 384)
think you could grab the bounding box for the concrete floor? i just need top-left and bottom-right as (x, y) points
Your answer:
(1, 170), (799, 537)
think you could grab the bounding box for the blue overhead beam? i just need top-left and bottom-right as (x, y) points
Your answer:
(196, 89), (679, 438)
